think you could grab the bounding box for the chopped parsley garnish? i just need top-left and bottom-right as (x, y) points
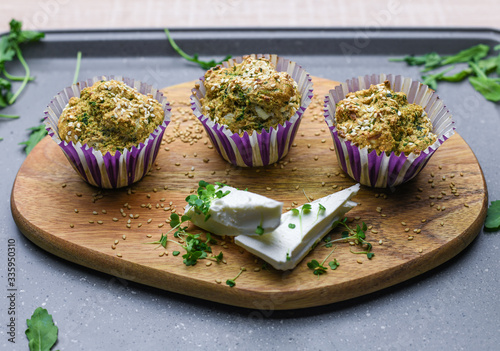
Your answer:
(146, 181), (227, 266)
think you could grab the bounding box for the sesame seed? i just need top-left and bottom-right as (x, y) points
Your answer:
(408, 236), (414, 241)
(206, 261), (212, 267)
(215, 279), (222, 284)
(418, 248), (423, 253)
(464, 203), (469, 208)
(114, 240), (119, 245)
(126, 224), (131, 228)
(266, 187), (271, 191)
(314, 156), (319, 161)
(69, 224), (74, 228)
(357, 259), (363, 264)
(116, 253), (122, 258)
(421, 219), (426, 223)
(401, 222), (406, 226)
(122, 235), (126, 240)
(76, 193), (82, 197)
(74, 209), (79, 213)
(88, 220), (94, 224)
(440, 221), (444, 226)
(405, 228), (410, 232)
(416, 195), (422, 200)
(378, 240), (383, 245)
(111, 245), (116, 250)
(97, 220), (103, 225)
(371, 229), (378, 234)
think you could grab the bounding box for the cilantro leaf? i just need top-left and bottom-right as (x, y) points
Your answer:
(485, 200), (500, 232)
(25, 307), (59, 351)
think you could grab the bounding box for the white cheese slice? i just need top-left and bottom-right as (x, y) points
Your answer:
(184, 185), (283, 236)
(234, 184), (360, 270)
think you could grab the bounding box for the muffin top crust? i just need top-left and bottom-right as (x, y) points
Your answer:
(199, 56), (301, 134)
(58, 80), (164, 155)
(335, 81), (437, 155)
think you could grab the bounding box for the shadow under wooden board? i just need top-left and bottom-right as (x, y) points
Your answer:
(11, 77), (487, 310)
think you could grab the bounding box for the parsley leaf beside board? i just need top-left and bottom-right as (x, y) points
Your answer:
(484, 201), (500, 232)
(25, 307), (59, 351)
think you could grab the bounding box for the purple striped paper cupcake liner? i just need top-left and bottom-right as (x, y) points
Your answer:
(191, 54), (313, 167)
(324, 74), (455, 188)
(44, 75), (171, 189)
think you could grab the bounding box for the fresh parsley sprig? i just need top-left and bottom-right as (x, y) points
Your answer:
(147, 212), (224, 266)
(307, 246), (338, 277)
(186, 180), (230, 221)
(164, 29), (231, 70)
(323, 218), (374, 259)
(226, 267), (246, 287)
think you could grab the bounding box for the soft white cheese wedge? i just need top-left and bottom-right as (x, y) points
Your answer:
(184, 185), (283, 236)
(234, 184), (360, 270)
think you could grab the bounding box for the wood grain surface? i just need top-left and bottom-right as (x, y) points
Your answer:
(1, 1), (498, 33)
(11, 77), (487, 310)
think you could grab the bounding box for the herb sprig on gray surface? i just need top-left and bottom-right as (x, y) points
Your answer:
(19, 50), (82, 154)
(390, 43), (500, 101)
(0, 19), (44, 118)
(165, 28), (231, 70)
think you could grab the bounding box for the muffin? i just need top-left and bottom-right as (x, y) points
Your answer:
(44, 76), (171, 188)
(191, 54), (313, 167)
(58, 80), (165, 155)
(325, 74), (455, 188)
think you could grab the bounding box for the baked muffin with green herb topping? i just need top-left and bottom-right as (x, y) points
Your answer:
(58, 80), (164, 155)
(200, 56), (301, 134)
(324, 74), (455, 188)
(335, 81), (437, 155)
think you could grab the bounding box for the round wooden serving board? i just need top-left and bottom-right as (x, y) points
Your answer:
(11, 77), (487, 310)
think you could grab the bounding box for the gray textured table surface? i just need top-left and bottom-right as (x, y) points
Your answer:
(0, 29), (499, 351)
